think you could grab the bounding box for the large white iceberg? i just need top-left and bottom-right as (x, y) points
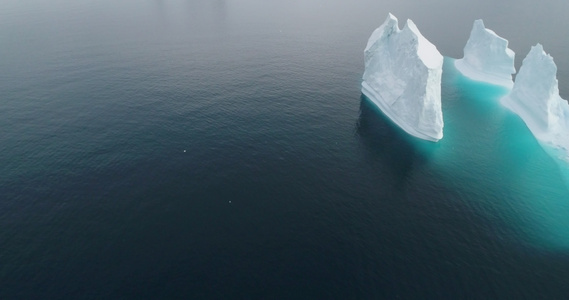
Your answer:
(502, 44), (569, 156)
(455, 20), (515, 88)
(362, 13), (444, 142)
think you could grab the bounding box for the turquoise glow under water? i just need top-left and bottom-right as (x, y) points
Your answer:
(406, 58), (569, 250)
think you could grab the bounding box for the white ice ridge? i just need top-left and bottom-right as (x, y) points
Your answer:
(455, 19), (515, 89)
(502, 44), (569, 157)
(362, 13), (444, 142)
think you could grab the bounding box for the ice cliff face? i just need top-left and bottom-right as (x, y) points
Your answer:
(502, 44), (569, 156)
(362, 13), (444, 142)
(455, 20), (515, 88)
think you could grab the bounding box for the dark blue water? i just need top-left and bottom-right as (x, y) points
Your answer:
(2, 0), (569, 298)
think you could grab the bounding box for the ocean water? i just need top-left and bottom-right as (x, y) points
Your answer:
(2, 0), (569, 298)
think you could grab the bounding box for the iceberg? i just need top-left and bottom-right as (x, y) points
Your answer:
(362, 13), (444, 142)
(455, 20), (515, 88)
(501, 44), (569, 157)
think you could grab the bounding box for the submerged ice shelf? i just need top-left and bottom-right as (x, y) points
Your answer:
(362, 13), (444, 142)
(455, 20), (515, 89)
(358, 15), (569, 251)
(502, 44), (569, 159)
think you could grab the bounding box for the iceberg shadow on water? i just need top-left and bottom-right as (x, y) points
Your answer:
(356, 94), (437, 181)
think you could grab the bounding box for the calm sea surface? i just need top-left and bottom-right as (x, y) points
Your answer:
(2, 0), (569, 298)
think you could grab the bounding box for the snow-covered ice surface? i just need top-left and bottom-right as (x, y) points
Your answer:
(362, 13), (444, 142)
(455, 20), (515, 89)
(502, 44), (569, 161)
